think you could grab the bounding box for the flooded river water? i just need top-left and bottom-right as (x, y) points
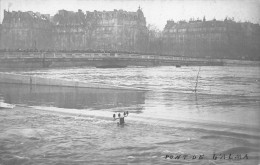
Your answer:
(0, 66), (259, 164)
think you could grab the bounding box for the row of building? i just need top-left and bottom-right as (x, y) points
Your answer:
(0, 8), (148, 53)
(161, 18), (260, 59)
(0, 8), (259, 60)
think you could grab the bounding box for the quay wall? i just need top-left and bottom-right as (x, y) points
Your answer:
(0, 72), (147, 91)
(222, 59), (260, 66)
(0, 52), (224, 68)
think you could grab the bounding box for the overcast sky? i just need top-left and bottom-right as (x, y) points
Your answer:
(0, 0), (259, 30)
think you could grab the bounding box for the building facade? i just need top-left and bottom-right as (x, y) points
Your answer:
(0, 8), (148, 53)
(0, 10), (53, 50)
(162, 18), (260, 60)
(0, 9), (259, 60)
(52, 8), (148, 52)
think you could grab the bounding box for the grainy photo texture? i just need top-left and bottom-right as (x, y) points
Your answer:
(0, 0), (259, 164)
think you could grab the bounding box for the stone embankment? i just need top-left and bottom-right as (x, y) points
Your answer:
(0, 72), (147, 91)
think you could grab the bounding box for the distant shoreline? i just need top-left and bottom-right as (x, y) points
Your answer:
(0, 51), (259, 68)
(222, 59), (260, 66)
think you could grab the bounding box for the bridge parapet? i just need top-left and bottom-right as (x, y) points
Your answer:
(0, 51), (223, 67)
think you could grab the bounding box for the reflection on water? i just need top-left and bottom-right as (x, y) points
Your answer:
(0, 83), (145, 110)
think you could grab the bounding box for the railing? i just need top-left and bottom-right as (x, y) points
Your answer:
(0, 52), (221, 63)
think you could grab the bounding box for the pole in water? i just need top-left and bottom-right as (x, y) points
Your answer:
(194, 66), (201, 93)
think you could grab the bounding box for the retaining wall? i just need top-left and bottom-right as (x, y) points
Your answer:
(0, 72), (147, 91)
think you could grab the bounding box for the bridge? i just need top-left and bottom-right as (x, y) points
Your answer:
(0, 52), (223, 68)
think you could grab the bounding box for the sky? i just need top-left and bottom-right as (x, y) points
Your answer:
(0, 0), (259, 30)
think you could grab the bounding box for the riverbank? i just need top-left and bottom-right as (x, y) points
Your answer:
(0, 72), (147, 91)
(223, 59), (260, 66)
(0, 51), (224, 68)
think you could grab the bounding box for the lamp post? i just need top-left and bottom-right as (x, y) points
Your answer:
(113, 111), (129, 125)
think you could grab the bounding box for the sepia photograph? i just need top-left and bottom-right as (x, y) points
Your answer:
(0, 0), (259, 164)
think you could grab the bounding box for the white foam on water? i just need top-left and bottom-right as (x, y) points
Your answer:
(0, 102), (15, 109)
(27, 104), (260, 140)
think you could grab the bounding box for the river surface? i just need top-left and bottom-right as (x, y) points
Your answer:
(0, 66), (260, 165)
